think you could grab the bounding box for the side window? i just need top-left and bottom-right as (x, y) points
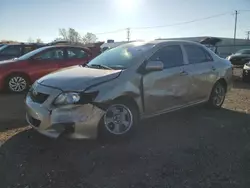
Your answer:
(67, 48), (88, 59)
(23, 46), (35, 54)
(37, 49), (64, 60)
(149, 45), (184, 68)
(0, 45), (22, 56)
(184, 44), (213, 64)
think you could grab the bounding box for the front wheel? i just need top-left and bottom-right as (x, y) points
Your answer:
(6, 75), (29, 93)
(207, 81), (226, 109)
(99, 100), (138, 140)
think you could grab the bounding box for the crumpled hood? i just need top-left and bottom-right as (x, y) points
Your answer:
(37, 65), (122, 91)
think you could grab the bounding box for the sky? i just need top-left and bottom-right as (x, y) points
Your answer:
(0, 0), (250, 43)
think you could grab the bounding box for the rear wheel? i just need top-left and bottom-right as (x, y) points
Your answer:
(6, 74), (29, 93)
(207, 81), (226, 109)
(99, 100), (138, 140)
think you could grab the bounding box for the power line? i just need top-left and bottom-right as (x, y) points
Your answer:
(94, 12), (231, 36)
(239, 10), (250, 12)
(131, 12), (231, 30)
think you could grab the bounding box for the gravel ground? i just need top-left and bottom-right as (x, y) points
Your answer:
(1, 69), (250, 188)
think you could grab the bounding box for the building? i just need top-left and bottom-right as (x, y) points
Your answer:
(100, 37), (250, 58)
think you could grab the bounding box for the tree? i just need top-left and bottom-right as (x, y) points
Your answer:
(36, 38), (43, 43)
(27, 37), (34, 43)
(82, 32), (97, 44)
(59, 28), (82, 43)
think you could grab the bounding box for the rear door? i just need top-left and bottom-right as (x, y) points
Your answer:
(143, 45), (192, 116)
(60, 47), (90, 68)
(28, 48), (65, 82)
(183, 44), (218, 102)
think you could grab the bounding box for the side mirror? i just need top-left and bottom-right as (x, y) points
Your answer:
(145, 61), (164, 72)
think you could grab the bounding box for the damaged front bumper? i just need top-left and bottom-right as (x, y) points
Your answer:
(25, 86), (105, 139)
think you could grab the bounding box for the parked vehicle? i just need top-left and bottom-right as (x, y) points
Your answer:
(242, 61), (250, 82)
(0, 45), (100, 93)
(227, 49), (250, 67)
(25, 40), (233, 140)
(0, 43), (45, 61)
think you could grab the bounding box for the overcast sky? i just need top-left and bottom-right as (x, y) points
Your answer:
(0, 0), (250, 42)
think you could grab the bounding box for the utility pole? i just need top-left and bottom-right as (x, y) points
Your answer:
(246, 31), (250, 40)
(126, 28), (130, 42)
(233, 10), (238, 49)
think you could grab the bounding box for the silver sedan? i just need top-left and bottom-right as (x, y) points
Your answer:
(25, 40), (233, 139)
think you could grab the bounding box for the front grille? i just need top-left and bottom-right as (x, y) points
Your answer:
(27, 114), (41, 127)
(30, 90), (49, 104)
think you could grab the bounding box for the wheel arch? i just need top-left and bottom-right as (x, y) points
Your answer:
(4, 71), (32, 91)
(113, 95), (140, 117)
(4, 72), (31, 83)
(216, 78), (227, 92)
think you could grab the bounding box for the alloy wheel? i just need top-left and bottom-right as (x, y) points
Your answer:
(212, 83), (225, 107)
(104, 104), (133, 135)
(8, 76), (27, 92)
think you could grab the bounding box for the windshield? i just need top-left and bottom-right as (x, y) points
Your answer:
(87, 42), (152, 70)
(235, 49), (250, 55)
(18, 46), (51, 60)
(0, 45), (7, 51)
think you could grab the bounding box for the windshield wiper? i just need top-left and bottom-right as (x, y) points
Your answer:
(88, 64), (113, 70)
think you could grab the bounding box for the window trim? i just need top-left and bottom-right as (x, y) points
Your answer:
(184, 44), (214, 64)
(148, 44), (185, 69)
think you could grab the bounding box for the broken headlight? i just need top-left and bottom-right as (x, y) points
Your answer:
(54, 92), (80, 106)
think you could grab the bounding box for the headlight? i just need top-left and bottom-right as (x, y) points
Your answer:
(54, 92), (80, 106)
(244, 63), (250, 70)
(226, 56), (231, 60)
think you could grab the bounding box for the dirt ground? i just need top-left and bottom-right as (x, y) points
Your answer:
(1, 69), (250, 188)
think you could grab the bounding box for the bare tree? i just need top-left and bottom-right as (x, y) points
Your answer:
(36, 38), (43, 43)
(59, 28), (82, 43)
(82, 32), (97, 44)
(27, 37), (34, 43)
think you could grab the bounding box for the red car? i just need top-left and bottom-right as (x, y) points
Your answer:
(0, 44), (101, 93)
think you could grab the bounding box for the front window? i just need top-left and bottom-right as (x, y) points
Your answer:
(149, 45), (184, 68)
(87, 42), (152, 70)
(18, 46), (52, 60)
(37, 49), (64, 60)
(236, 49), (250, 55)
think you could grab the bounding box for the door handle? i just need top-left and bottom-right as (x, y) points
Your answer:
(211, 66), (216, 71)
(180, 70), (188, 76)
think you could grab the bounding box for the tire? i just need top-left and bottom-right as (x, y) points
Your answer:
(207, 81), (226, 109)
(98, 99), (139, 140)
(242, 71), (249, 82)
(6, 74), (30, 93)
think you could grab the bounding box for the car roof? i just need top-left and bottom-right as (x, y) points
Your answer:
(145, 39), (201, 46)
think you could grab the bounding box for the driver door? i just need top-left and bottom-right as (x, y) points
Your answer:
(143, 45), (192, 116)
(28, 48), (65, 82)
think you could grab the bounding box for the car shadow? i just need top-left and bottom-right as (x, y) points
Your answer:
(233, 79), (250, 90)
(1, 107), (250, 187)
